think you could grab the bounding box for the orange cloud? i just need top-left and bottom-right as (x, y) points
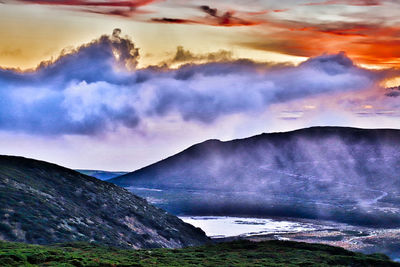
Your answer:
(239, 18), (400, 67)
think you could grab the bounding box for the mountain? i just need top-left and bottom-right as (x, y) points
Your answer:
(75, 170), (128, 180)
(0, 155), (209, 248)
(110, 127), (400, 227)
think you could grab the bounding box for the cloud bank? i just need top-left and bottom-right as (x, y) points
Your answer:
(0, 30), (382, 135)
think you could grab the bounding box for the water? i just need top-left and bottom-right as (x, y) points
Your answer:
(180, 216), (320, 238)
(181, 216), (400, 261)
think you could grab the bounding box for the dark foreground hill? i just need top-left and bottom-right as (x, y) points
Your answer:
(0, 156), (209, 248)
(1, 239), (398, 267)
(110, 127), (400, 227)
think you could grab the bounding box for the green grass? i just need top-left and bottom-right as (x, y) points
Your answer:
(0, 239), (398, 267)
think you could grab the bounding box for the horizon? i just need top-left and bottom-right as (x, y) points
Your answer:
(2, 124), (399, 172)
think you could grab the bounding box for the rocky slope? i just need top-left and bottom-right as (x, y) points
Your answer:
(110, 127), (400, 227)
(0, 156), (209, 248)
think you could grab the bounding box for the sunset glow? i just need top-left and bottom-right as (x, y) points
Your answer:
(1, 0), (400, 69)
(1, 0), (400, 170)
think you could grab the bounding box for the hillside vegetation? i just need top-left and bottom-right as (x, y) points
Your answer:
(1, 239), (398, 267)
(0, 156), (209, 249)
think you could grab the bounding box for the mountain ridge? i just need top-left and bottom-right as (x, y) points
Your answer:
(110, 126), (400, 227)
(112, 126), (399, 183)
(0, 155), (209, 248)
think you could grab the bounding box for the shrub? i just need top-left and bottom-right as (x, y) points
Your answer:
(0, 222), (16, 239)
(27, 252), (47, 264)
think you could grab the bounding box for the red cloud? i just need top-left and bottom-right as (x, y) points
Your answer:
(273, 9), (289, 12)
(14, 0), (158, 7)
(305, 0), (384, 6)
(6, 0), (161, 17)
(150, 16), (260, 27)
(151, 5), (264, 27)
(151, 18), (196, 24)
(198, 5), (262, 26)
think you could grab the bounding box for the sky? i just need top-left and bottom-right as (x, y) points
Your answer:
(1, 0), (400, 171)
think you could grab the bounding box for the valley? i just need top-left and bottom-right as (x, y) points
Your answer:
(75, 170), (128, 181)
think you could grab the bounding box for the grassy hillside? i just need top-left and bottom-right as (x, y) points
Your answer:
(0, 240), (398, 267)
(0, 155), (209, 249)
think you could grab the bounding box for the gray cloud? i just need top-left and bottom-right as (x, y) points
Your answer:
(0, 31), (381, 135)
(170, 46), (233, 64)
(386, 86), (400, 97)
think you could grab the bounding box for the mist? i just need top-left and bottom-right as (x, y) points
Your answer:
(113, 127), (400, 227)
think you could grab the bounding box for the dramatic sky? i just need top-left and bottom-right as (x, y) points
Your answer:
(1, 0), (400, 170)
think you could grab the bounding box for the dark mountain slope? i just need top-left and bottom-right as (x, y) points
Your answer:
(110, 127), (400, 227)
(0, 156), (209, 248)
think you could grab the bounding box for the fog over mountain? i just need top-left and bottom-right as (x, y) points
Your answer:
(110, 127), (400, 227)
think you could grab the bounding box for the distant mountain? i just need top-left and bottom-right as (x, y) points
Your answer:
(0, 156), (209, 248)
(110, 127), (400, 227)
(75, 170), (128, 180)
